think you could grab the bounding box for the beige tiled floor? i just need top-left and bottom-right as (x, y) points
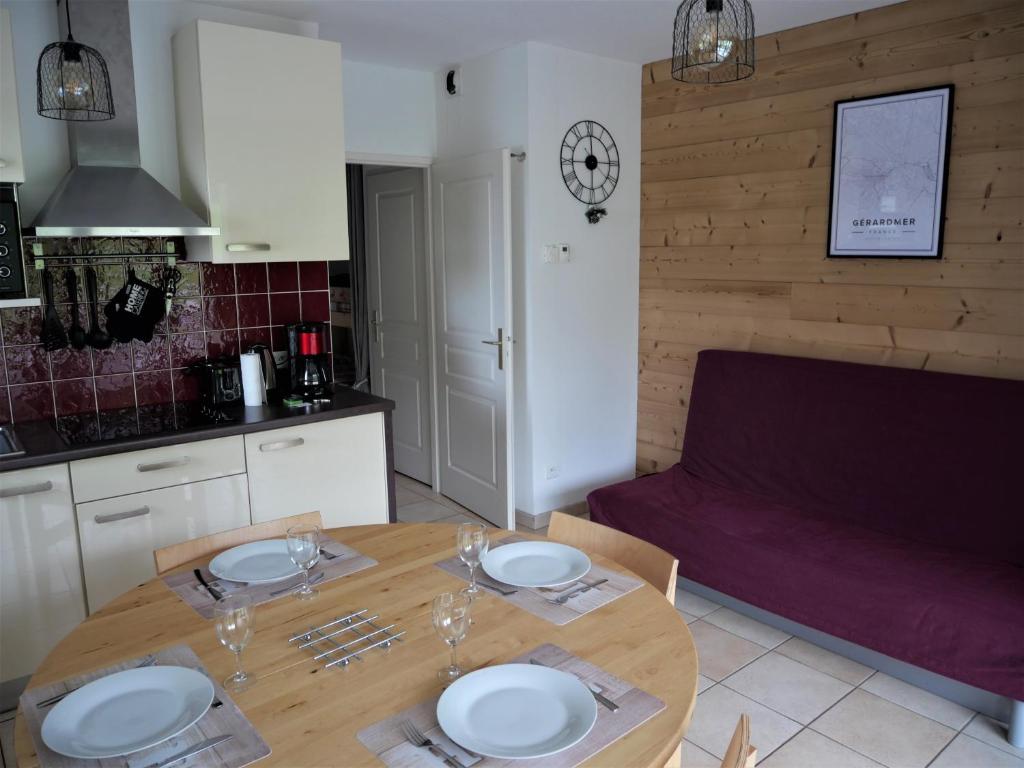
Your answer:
(674, 586), (1024, 768)
(395, 474), (1020, 768)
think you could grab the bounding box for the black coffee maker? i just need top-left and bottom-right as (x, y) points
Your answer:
(286, 322), (331, 401)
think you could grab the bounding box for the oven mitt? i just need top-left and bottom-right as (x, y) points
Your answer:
(105, 271), (166, 343)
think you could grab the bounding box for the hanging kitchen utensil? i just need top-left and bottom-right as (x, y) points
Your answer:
(84, 266), (112, 350)
(65, 268), (87, 350)
(161, 263), (182, 315)
(105, 266), (165, 343)
(40, 267), (69, 351)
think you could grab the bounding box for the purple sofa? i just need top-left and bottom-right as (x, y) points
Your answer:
(589, 350), (1024, 703)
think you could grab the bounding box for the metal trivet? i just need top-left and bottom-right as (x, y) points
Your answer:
(288, 609), (406, 670)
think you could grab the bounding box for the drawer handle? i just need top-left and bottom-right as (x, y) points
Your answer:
(226, 243), (271, 252)
(94, 506), (151, 524)
(137, 456), (191, 473)
(0, 480), (53, 498)
(259, 437), (304, 452)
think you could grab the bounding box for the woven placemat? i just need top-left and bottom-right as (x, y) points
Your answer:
(19, 644), (270, 768)
(357, 643), (665, 767)
(435, 535), (643, 625)
(163, 535), (377, 619)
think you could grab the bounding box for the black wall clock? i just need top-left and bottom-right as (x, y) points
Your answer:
(560, 120), (619, 219)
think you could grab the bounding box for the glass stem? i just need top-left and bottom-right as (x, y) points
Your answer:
(303, 566), (310, 592)
(234, 650), (244, 680)
(449, 641), (458, 670)
(469, 563), (477, 590)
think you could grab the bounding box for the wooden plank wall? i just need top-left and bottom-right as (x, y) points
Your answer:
(637, 0), (1024, 474)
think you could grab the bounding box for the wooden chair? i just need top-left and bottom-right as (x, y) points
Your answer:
(721, 714), (757, 768)
(153, 511), (323, 575)
(547, 511), (679, 603)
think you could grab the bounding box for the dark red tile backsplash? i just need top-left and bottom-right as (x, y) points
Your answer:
(0, 237), (333, 429)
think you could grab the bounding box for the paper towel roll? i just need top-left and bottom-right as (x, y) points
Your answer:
(240, 352), (266, 406)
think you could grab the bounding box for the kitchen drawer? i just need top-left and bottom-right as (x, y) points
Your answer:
(1, 464), (86, 687)
(70, 435), (246, 503)
(245, 414), (388, 529)
(76, 474), (250, 612)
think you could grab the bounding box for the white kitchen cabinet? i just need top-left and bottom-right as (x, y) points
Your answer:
(0, 465), (86, 685)
(69, 435), (246, 503)
(245, 414), (389, 529)
(172, 20), (348, 263)
(76, 474), (250, 613)
(0, 8), (25, 183)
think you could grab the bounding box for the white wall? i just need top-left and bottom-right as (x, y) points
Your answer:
(523, 43), (640, 517)
(343, 61), (436, 160)
(434, 42), (640, 520)
(2, 0), (70, 222)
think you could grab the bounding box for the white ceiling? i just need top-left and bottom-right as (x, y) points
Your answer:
(205, 0), (901, 71)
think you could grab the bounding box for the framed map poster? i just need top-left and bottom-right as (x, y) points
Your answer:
(827, 85), (954, 259)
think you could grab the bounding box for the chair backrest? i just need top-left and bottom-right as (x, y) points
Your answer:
(547, 512), (678, 602)
(721, 714), (757, 768)
(153, 511), (324, 575)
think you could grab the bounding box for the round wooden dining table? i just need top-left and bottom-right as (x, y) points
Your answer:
(16, 523), (698, 767)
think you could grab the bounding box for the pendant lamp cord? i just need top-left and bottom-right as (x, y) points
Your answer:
(64, 0), (74, 41)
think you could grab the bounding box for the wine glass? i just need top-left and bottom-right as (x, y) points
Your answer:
(214, 593), (255, 692)
(456, 523), (489, 600)
(432, 591), (471, 683)
(286, 523), (321, 600)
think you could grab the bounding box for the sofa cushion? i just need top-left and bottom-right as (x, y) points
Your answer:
(681, 351), (1024, 566)
(588, 466), (1024, 701)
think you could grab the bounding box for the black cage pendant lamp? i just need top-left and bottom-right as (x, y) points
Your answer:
(37, 0), (114, 121)
(672, 0), (755, 84)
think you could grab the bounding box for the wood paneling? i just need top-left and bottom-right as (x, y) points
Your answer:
(637, 0), (1024, 474)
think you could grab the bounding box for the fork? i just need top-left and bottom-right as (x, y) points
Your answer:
(400, 720), (467, 768)
(270, 571), (325, 597)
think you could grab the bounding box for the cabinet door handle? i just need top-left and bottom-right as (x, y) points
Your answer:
(137, 456), (191, 473)
(0, 480), (53, 498)
(94, 506), (151, 524)
(259, 437), (304, 452)
(226, 243), (271, 252)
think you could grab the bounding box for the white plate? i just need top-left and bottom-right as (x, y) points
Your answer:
(41, 666), (214, 759)
(481, 541), (591, 588)
(208, 539), (302, 584)
(437, 664), (597, 759)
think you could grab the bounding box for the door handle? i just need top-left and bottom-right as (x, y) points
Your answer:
(481, 328), (504, 370)
(0, 480), (53, 498)
(137, 456), (191, 473)
(259, 437), (305, 452)
(94, 506), (151, 524)
(226, 243), (271, 252)
(371, 309), (382, 343)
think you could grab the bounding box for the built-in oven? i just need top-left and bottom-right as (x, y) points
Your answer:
(0, 183), (26, 299)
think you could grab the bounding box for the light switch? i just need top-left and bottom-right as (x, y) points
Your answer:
(542, 245), (558, 263)
(558, 243), (571, 263)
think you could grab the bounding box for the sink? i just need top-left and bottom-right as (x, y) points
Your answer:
(0, 425), (26, 459)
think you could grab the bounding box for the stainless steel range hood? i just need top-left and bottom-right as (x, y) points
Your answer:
(30, 0), (218, 238)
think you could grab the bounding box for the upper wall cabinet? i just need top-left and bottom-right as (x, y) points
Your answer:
(0, 9), (25, 183)
(172, 21), (348, 263)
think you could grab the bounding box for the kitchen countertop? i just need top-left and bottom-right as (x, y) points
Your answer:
(0, 388), (395, 472)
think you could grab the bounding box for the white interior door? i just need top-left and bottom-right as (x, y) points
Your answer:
(432, 149), (513, 528)
(365, 168), (433, 484)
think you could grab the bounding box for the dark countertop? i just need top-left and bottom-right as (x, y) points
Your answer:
(0, 388), (394, 472)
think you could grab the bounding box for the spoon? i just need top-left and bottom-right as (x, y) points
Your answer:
(84, 266), (113, 350)
(65, 268), (87, 350)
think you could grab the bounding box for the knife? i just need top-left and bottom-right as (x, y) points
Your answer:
(529, 659), (619, 712)
(143, 734), (234, 768)
(476, 577), (518, 596)
(194, 568), (222, 601)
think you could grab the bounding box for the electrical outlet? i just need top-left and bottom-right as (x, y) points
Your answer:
(545, 465), (560, 480)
